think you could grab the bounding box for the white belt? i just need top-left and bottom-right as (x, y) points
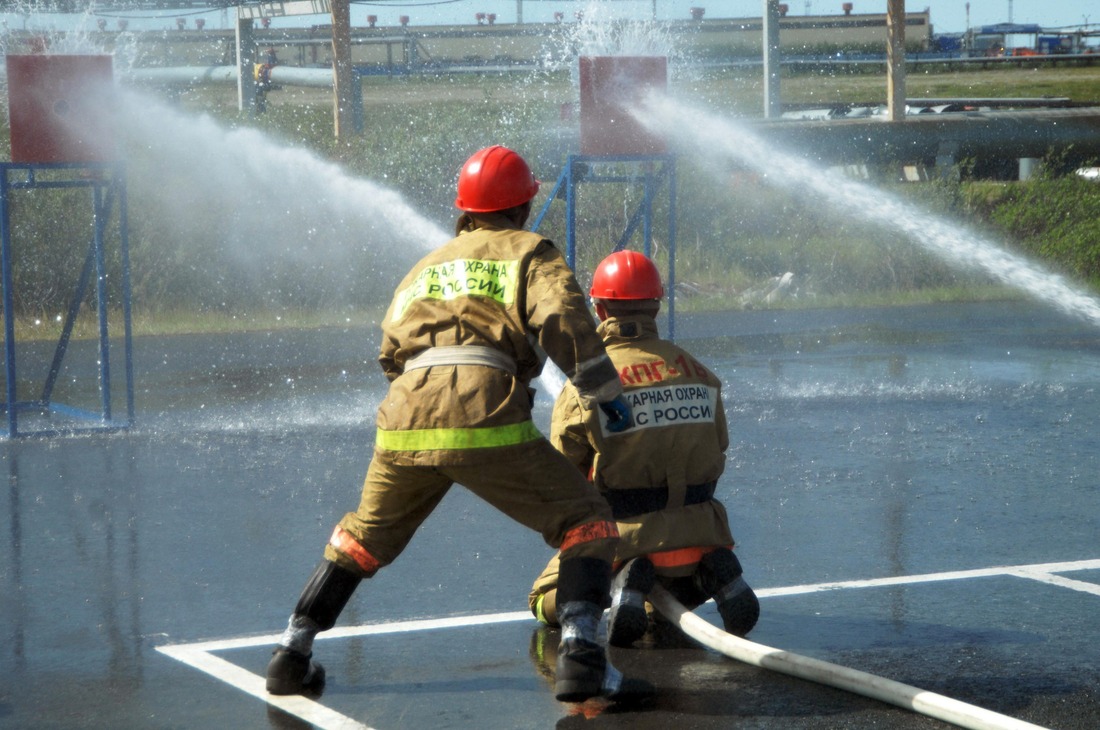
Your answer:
(403, 345), (517, 375)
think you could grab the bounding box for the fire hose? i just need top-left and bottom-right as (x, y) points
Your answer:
(648, 585), (1049, 730)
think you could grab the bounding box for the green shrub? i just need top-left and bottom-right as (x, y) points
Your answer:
(967, 175), (1100, 281)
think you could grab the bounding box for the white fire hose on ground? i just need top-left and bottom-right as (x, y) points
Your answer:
(648, 585), (1049, 730)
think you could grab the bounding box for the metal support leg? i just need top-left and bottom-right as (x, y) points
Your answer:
(532, 154), (678, 339)
(0, 162), (134, 437)
(1, 169), (17, 436)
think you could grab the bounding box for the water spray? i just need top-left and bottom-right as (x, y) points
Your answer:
(629, 87), (1078, 728)
(636, 93), (1100, 329)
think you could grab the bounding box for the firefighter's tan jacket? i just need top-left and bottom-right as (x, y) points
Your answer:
(374, 216), (621, 466)
(549, 314), (734, 560)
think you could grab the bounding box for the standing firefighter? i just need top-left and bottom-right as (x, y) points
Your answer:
(266, 146), (652, 704)
(529, 250), (760, 646)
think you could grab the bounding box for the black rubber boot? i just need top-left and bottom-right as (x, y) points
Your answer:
(295, 560), (362, 630)
(554, 601), (655, 704)
(554, 634), (605, 702)
(697, 549), (760, 637)
(607, 557), (655, 647)
(555, 637), (656, 704)
(266, 648), (326, 695)
(266, 560), (362, 696)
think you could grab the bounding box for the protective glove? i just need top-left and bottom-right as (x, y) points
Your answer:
(599, 395), (634, 433)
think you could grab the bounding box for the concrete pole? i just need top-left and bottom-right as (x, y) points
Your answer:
(330, 0), (355, 138)
(235, 15), (256, 113)
(516, 0), (523, 24)
(886, 0), (906, 122)
(763, 0), (782, 118)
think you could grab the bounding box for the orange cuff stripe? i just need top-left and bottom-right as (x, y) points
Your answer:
(647, 545), (728, 569)
(560, 520), (619, 553)
(329, 526), (381, 576)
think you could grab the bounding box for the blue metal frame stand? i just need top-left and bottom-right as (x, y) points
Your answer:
(531, 153), (678, 339)
(0, 162), (134, 438)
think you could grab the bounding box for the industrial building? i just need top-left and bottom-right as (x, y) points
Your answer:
(5, 7), (936, 70)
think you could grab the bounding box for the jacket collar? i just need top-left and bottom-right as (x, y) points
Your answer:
(455, 211), (522, 235)
(597, 314), (660, 342)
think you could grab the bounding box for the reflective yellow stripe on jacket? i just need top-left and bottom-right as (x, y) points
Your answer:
(376, 420), (542, 451)
(391, 257), (519, 322)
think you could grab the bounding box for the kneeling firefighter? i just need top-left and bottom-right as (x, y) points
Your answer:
(529, 250), (760, 645)
(265, 146), (652, 704)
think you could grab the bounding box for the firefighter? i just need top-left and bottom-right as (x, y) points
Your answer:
(265, 146), (651, 705)
(528, 250), (759, 646)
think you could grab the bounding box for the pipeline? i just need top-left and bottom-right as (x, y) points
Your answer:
(124, 65), (336, 87)
(648, 585), (1049, 730)
(753, 106), (1100, 166)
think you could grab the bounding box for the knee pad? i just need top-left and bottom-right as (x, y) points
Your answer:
(294, 560), (362, 631)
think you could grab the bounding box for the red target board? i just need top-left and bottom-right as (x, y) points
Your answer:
(6, 54), (116, 163)
(579, 56), (667, 156)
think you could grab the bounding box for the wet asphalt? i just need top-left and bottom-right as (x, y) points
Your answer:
(2, 300), (1099, 729)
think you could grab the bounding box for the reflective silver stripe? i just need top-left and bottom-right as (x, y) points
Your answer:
(572, 352), (610, 380)
(715, 576), (751, 604)
(571, 352), (621, 406)
(403, 345), (517, 375)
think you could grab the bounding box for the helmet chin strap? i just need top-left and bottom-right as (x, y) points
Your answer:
(513, 199), (533, 228)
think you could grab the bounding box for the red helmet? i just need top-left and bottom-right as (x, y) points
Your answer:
(454, 145), (540, 213)
(590, 250), (664, 300)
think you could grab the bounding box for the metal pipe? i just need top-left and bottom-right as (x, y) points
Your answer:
(124, 65), (336, 87)
(649, 585), (1049, 730)
(752, 107), (1100, 165)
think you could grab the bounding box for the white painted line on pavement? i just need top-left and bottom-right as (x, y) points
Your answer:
(156, 611), (533, 730)
(1005, 567), (1100, 597)
(157, 642), (377, 730)
(156, 556), (1100, 730)
(756, 557), (1100, 598)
